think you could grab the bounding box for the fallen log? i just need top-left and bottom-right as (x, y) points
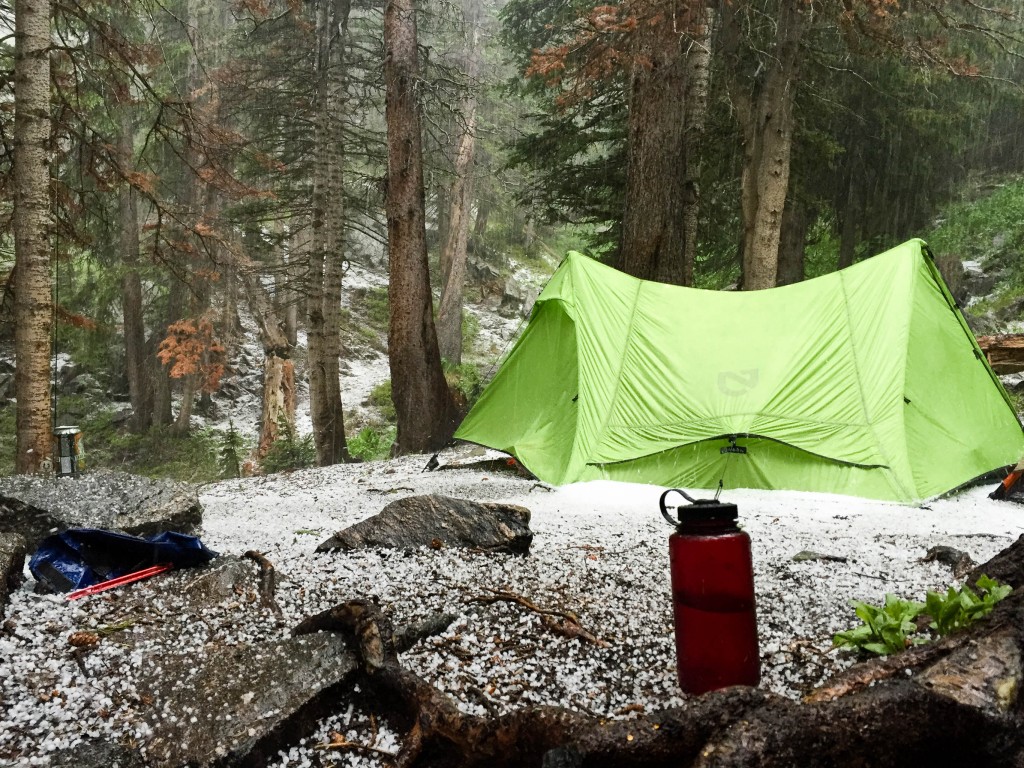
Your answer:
(976, 333), (1024, 374)
(292, 536), (1024, 767)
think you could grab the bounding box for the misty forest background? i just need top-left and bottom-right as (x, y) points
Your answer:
(3, 0), (1024, 481)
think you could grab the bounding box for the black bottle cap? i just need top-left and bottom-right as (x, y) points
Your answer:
(678, 499), (739, 524)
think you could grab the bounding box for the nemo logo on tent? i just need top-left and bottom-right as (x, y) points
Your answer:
(718, 369), (759, 396)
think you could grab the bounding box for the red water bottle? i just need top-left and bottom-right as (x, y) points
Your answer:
(661, 488), (760, 694)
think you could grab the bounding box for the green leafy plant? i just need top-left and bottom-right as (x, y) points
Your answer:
(834, 577), (1013, 656)
(833, 594), (927, 656)
(101, 425), (222, 482)
(924, 575), (1012, 636)
(348, 425), (395, 461)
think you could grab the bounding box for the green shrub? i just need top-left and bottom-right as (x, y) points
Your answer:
(367, 380), (396, 422)
(348, 425), (396, 461)
(262, 420), (316, 474)
(444, 361), (485, 407)
(219, 420), (248, 479)
(928, 175), (1024, 300)
(366, 287), (390, 328)
(462, 309), (480, 349)
(102, 425), (222, 483)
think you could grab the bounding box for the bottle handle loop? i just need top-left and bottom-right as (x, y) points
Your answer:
(659, 488), (696, 526)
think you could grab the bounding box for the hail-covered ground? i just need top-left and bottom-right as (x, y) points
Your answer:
(1, 451), (1021, 767)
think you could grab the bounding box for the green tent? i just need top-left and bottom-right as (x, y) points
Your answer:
(455, 239), (1024, 503)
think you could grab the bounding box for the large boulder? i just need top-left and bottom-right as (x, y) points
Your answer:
(0, 470), (202, 550)
(40, 558), (361, 768)
(0, 531), (27, 617)
(317, 494), (534, 555)
(136, 632), (356, 766)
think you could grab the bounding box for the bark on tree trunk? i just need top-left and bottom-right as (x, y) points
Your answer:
(13, 0), (53, 475)
(727, 0), (806, 291)
(285, 225), (303, 347)
(472, 199), (490, 244)
(169, 0), (215, 437)
(838, 170), (859, 269)
(100, 13), (155, 435)
(680, 6), (714, 287)
(436, 1), (481, 366)
(384, 0), (458, 454)
(976, 334), (1024, 374)
(776, 197), (809, 286)
(308, 0), (352, 466)
(149, 329), (174, 427)
(118, 110), (154, 434)
(618, 8), (688, 285)
(241, 269), (296, 461)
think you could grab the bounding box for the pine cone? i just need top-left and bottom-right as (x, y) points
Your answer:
(68, 631), (100, 648)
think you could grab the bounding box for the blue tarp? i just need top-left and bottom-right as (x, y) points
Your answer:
(30, 528), (218, 593)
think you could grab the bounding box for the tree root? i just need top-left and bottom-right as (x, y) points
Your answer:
(243, 550), (282, 616)
(468, 588), (607, 647)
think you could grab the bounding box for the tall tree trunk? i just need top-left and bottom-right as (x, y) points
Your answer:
(384, 0), (458, 454)
(776, 197), (810, 285)
(472, 198), (490, 243)
(680, 6), (714, 286)
(13, 0), (53, 474)
(118, 111), (154, 433)
(241, 268), (296, 462)
(285, 224), (303, 347)
(436, 0), (481, 365)
(308, 0), (352, 466)
(728, 0), (806, 291)
(838, 170), (859, 269)
(150, 333), (174, 426)
(617, 6), (688, 285)
(170, 0), (209, 436)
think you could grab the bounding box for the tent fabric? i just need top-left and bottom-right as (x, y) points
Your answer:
(29, 528), (217, 593)
(455, 239), (1024, 503)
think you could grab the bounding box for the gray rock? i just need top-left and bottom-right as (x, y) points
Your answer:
(0, 532), (27, 617)
(963, 309), (1000, 336)
(318, 494), (533, 555)
(136, 632), (356, 767)
(62, 372), (103, 395)
(48, 739), (145, 768)
(180, 556), (259, 606)
(0, 470), (202, 550)
(921, 545), (975, 578)
(499, 278), (529, 317)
